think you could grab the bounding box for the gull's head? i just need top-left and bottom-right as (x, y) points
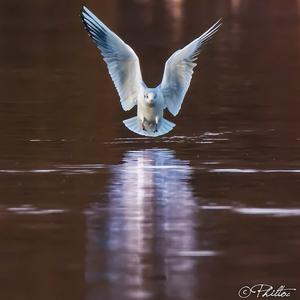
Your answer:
(144, 92), (157, 106)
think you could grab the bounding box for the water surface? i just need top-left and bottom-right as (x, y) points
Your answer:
(0, 1), (300, 300)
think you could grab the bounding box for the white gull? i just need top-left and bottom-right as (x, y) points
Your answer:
(81, 6), (221, 137)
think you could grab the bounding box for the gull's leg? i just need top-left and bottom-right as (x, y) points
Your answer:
(141, 116), (146, 131)
(154, 116), (159, 132)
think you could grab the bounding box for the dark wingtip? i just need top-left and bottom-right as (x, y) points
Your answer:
(80, 6), (89, 30)
(80, 5), (89, 19)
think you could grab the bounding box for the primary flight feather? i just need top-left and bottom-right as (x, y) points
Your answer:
(81, 6), (221, 137)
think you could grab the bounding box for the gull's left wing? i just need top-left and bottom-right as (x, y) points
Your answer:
(160, 19), (222, 116)
(81, 6), (144, 111)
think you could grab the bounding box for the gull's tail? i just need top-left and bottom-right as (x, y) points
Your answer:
(123, 117), (175, 137)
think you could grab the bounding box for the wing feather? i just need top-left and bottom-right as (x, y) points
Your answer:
(81, 6), (144, 111)
(160, 19), (222, 116)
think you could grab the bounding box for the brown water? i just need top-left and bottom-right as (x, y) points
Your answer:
(1, 1), (300, 300)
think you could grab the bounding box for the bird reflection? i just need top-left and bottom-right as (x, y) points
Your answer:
(85, 149), (198, 300)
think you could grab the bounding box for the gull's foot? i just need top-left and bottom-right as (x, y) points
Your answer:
(154, 124), (158, 133)
(142, 122), (146, 131)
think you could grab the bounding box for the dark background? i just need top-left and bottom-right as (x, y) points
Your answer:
(0, 1), (300, 300)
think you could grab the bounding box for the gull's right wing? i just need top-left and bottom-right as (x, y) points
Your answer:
(81, 6), (144, 111)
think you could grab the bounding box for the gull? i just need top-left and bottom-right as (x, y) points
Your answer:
(81, 6), (221, 137)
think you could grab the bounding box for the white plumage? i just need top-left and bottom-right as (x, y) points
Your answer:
(81, 6), (221, 137)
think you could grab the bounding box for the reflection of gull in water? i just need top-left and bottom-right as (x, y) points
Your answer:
(85, 149), (200, 300)
(108, 149), (196, 253)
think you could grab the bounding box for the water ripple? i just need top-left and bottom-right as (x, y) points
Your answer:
(5, 205), (67, 215)
(233, 207), (300, 217)
(210, 168), (300, 173)
(0, 164), (106, 175)
(200, 205), (300, 217)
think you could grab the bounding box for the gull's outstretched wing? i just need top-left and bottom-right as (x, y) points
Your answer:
(160, 19), (222, 116)
(81, 6), (144, 111)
